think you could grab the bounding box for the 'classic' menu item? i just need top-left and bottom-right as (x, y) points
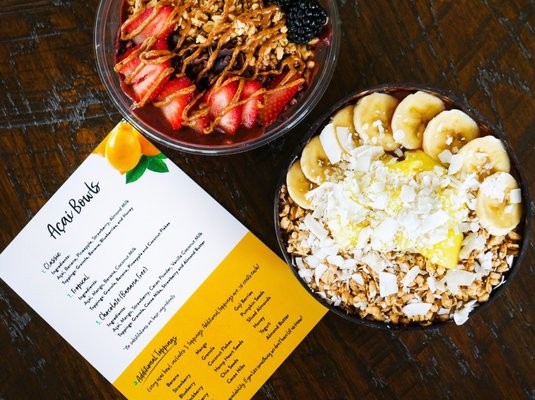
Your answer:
(0, 121), (326, 399)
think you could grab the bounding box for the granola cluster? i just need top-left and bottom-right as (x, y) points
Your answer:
(279, 185), (521, 326)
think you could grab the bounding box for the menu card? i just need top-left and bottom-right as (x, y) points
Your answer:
(0, 122), (326, 399)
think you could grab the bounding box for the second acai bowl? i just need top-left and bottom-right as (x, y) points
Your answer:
(95, 0), (340, 154)
(276, 85), (530, 328)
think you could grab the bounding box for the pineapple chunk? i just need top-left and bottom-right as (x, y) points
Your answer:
(389, 150), (443, 173)
(420, 230), (463, 269)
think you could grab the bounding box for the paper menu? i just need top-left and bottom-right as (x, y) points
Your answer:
(0, 122), (326, 399)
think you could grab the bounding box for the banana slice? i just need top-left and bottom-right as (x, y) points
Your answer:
(332, 105), (358, 153)
(422, 109), (480, 163)
(391, 91), (445, 149)
(286, 159), (315, 209)
(333, 105), (355, 132)
(353, 93), (400, 151)
(476, 172), (522, 236)
(453, 135), (510, 179)
(300, 135), (331, 184)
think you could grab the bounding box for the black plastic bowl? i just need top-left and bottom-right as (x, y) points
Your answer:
(274, 84), (532, 330)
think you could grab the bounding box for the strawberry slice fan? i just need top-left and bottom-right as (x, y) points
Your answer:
(116, 5), (307, 135)
(153, 77), (195, 131)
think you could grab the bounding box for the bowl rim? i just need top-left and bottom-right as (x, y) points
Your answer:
(273, 83), (532, 330)
(93, 0), (341, 156)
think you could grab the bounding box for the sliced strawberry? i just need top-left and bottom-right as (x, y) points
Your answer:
(240, 80), (263, 129)
(117, 40), (172, 106)
(208, 80), (242, 135)
(189, 115), (209, 134)
(259, 71), (302, 127)
(124, 6), (174, 45)
(116, 46), (141, 78)
(154, 77), (195, 130)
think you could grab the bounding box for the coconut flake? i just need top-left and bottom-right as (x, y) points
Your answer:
(459, 232), (486, 259)
(343, 258), (357, 270)
(295, 257), (305, 270)
(448, 154), (463, 175)
(362, 253), (387, 274)
(369, 282), (377, 298)
(372, 194), (389, 210)
(420, 210), (449, 233)
(444, 270), (476, 293)
(372, 218), (398, 244)
(356, 227), (372, 249)
(372, 120), (383, 127)
(354, 301), (368, 310)
(401, 266), (421, 287)
(509, 188), (522, 204)
(315, 244), (340, 259)
(400, 185), (416, 203)
(402, 302), (433, 317)
(304, 255), (321, 268)
(478, 251), (493, 272)
(459, 222), (471, 233)
(298, 268), (313, 283)
(326, 255), (344, 267)
(350, 146), (384, 172)
(379, 272), (398, 297)
(304, 214), (328, 240)
(394, 148), (404, 158)
(320, 123), (342, 164)
(438, 149), (453, 164)
(480, 173), (508, 202)
(427, 276), (437, 293)
(506, 255), (515, 267)
(436, 278), (447, 292)
(453, 300), (477, 325)
(352, 153), (371, 172)
(352, 273), (364, 285)
(314, 264), (328, 287)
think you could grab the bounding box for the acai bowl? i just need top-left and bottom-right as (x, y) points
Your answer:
(94, 0), (340, 155)
(275, 84), (530, 329)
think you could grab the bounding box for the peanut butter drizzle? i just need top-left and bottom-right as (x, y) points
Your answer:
(117, 0), (311, 133)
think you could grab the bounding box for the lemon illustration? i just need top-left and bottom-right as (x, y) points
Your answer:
(105, 124), (142, 173)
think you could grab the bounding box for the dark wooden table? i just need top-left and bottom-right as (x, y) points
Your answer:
(1, 1), (534, 399)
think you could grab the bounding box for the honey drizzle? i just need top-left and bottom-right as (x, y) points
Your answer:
(117, 0), (310, 133)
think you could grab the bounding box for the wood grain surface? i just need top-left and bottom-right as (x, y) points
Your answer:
(1, 0), (534, 399)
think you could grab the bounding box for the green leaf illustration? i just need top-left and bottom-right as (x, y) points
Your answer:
(154, 153), (167, 160)
(147, 157), (169, 173)
(126, 156), (149, 184)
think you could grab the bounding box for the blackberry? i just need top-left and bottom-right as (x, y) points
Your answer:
(286, 0), (327, 44)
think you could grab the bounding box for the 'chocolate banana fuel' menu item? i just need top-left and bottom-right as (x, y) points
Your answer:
(0, 121), (326, 400)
